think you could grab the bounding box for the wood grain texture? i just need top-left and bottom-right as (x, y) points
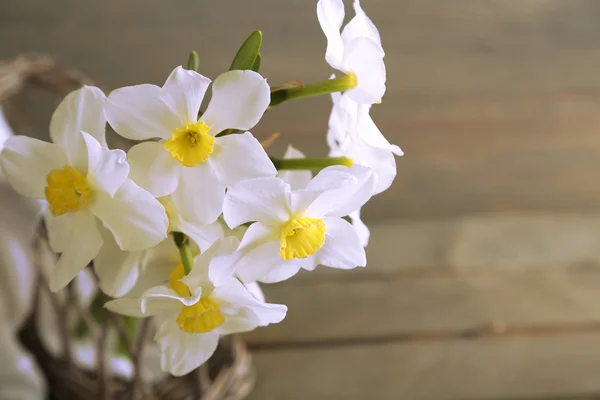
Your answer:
(250, 333), (600, 400)
(244, 268), (600, 345)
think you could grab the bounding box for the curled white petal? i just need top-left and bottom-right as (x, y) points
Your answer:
(50, 85), (107, 172)
(0, 136), (67, 199)
(91, 179), (168, 251)
(201, 70), (270, 135)
(81, 131), (129, 197)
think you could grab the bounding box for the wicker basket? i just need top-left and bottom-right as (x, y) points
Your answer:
(1, 55), (255, 400)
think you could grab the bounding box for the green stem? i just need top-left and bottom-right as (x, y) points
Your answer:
(271, 156), (353, 171)
(187, 51), (200, 72)
(270, 73), (357, 106)
(172, 232), (193, 275)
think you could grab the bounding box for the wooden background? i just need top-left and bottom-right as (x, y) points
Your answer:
(4, 1), (600, 399)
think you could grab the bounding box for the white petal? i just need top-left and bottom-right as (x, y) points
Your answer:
(243, 282), (265, 302)
(0, 193), (38, 327)
(50, 86), (107, 171)
(106, 84), (180, 141)
(223, 177), (291, 228)
(44, 211), (74, 254)
(0, 136), (67, 199)
(316, 217), (366, 269)
(293, 167), (362, 218)
(156, 317), (219, 376)
(343, 37), (386, 104)
(104, 297), (145, 318)
(126, 142), (181, 197)
(232, 222), (292, 283)
(350, 209), (370, 247)
(201, 70), (270, 135)
(142, 286), (201, 315)
(278, 145), (312, 190)
(317, 0), (346, 69)
(161, 66), (211, 126)
(127, 238), (181, 297)
(0, 327), (46, 400)
(306, 164), (375, 218)
(259, 261), (302, 284)
(171, 163), (224, 225)
(211, 132), (277, 187)
(174, 218), (223, 252)
(91, 179), (168, 251)
(81, 131), (129, 196)
(49, 210), (102, 292)
(94, 225), (144, 297)
(214, 277), (287, 328)
(341, 0), (382, 47)
(182, 236), (240, 290)
(354, 143), (397, 194)
(356, 104), (400, 152)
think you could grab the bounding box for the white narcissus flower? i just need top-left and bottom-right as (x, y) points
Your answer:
(0, 86), (169, 292)
(328, 92), (402, 195)
(105, 237), (287, 376)
(105, 66), (277, 226)
(317, 0), (385, 104)
(94, 200), (223, 299)
(278, 145), (370, 246)
(223, 165), (376, 283)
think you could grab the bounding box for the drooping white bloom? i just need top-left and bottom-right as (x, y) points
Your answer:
(94, 202), (223, 299)
(278, 145), (370, 246)
(223, 165), (375, 283)
(105, 66), (277, 226)
(105, 237), (287, 376)
(0, 86), (169, 292)
(0, 183), (46, 399)
(317, 0), (385, 104)
(328, 91), (402, 195)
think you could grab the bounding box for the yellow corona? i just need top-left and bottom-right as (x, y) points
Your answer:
(44, 167), (92, 216)
(164, 121), (215, 167)
(170, 264), (225, 333)
(279, 217), (326, 260)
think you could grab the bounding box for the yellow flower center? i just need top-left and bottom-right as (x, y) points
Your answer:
(44, 167), (92, 216)
(279, 217), (326, 260)
(164, 121), (214, 167)
(169, 264), (225, 333)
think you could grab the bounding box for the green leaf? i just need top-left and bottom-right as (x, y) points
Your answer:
(251, 52), (262, 72)
(229, 30), (262, 71)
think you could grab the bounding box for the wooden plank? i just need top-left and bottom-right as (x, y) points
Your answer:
(249, 333), (600, 400)
(302, 214), (600, 281)
(244, 269), (600, 344)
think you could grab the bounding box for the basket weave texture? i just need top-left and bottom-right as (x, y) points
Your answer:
(2, 54), (255, 400)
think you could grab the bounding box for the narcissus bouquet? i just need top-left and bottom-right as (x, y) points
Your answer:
(1, 0), (401, 377)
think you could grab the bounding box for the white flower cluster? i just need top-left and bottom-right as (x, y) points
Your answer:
(0, 0), (401, 377)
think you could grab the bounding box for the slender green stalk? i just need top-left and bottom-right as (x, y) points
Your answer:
(172, 232), (194, 275)
(270, 73), (357, 106)
(272, 156), (353, 171)
(187, 51), (200, 72)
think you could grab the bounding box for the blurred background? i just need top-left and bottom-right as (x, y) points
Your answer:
(4, 0), (600, 399)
